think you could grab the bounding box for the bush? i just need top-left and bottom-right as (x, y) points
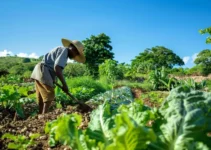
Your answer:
(22, 58), (31, 63)
(99, 59), (124, 84)
(63, 63), (90, 77)
(23, 71), (32, 78)
(186, 65), (202, 76)
(65, 76), (108, 100)
(170, 67), (188, 76)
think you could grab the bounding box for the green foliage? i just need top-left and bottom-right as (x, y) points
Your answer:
(1, 133), (40, 150)
(178, 78), (206, 90)
(55, 85), (69, 106)
(0, 84), (34, 118)
(63, 62), (90, 77)
(23, 70), (32, 78)
(45, 100), (156, 150)
(149, 86), (211, 149)
(138, 80), (154, 91)
(149, 67), (177, 91)
(66, 76), (107, 100)
(86, 86), (134, 109)
(99, 59), (120, 85)
(0, 75), (22, 84)
(194, 49), (211, 75)
(139, 91), (168, 104)
(70, 87), (94, 102)
(205, 79), (211, 91)
(0, 57), (38, 76)
(170, 67), (188, 76)
(55, 76), (109, 105)
(22, 58), (31, 63)
(82, 33), (114, 76)
(186, 65), (203, 76)
(114, 80), (145, 89)
(199, 26), (211, 44)
(131, 46), (184, 72)
(116, 63), (131, 79)
(46, 86), (211, 150)
(136, 61), (154, 74)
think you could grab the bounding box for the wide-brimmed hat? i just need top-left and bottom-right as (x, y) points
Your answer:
(61, 38), (86, 63)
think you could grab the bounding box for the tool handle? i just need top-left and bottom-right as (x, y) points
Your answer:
(54, 82), (80, 103)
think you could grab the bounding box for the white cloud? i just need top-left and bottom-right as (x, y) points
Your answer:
(183, 56), (190, 64)
(29, 53), (39, 59)
(17, 53), (28, 57)
(17, 52), (39, 59)
(0, 49), (14, 57)
(191, 53), (198, 62)
(182, 53), (199, 68)
(0, 50), (39, 59)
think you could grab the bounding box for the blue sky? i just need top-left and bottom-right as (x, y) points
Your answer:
(0, 0), (211, 68)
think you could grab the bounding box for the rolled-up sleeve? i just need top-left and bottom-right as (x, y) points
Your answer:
(54, 48), (68, 69)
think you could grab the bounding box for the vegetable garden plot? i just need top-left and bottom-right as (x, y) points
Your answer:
(1, 86), (211, 150)
(45, 86), (211, 150)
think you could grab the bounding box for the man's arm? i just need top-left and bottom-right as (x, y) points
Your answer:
(55, 65), (69, 93)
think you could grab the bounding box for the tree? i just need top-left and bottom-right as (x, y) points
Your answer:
(82, 33), (114, 76)
(131, 46), (184, 72)
(22, 58), (31, 63)
(199, 26), (211, 44)
(194, 49), (211, 75)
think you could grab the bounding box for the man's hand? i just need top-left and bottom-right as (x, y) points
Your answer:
(62, 84), (69, 93)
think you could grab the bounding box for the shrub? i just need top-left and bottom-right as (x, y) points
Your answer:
(64, 63), (89, 77)
(65, 76), (107, 100)
(22, 58), (31, 63)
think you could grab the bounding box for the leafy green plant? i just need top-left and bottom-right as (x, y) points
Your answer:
(149, 67), (177, 90)
(177, 78), (206, 90)
(148, 86), (211, 149)
(45, 101), (156, 150)
(86, 86), (134, 110)
(66, 76), (107, 96)
(0, 85), (34, 118)
(70, 87), (94, 102)
(140, 91), (168, 105)
(99, 59), (119, 86)
(45, 86), (211, 150)
(1, 133), (40, 150)
(55, 85), (69, 106)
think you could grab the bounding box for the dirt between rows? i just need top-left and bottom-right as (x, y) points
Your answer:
(0, 102), (91, 150)
(0, 88), (157, 150)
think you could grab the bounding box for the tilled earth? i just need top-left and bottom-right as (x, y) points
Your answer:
(0, 88), (159, 150)
(0, 102), (92, 150)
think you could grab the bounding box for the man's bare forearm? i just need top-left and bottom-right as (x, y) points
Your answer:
(54, 65), (67, 86)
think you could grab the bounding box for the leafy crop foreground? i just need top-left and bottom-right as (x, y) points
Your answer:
(45, 86), (211, 150)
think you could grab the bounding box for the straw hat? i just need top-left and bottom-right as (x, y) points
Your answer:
(61, 38), (86, 63)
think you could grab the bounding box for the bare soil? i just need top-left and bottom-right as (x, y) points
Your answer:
(0, 102), (91, 150)
(131, 88), (162, 108)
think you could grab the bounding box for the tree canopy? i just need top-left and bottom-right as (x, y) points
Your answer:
(131, 46), (184, 72)
(199, 26), (211, 44)
(194, 49), (211, 75)
(82, 33), (114, 76)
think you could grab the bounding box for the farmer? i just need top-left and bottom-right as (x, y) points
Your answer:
(31, 38), (85, 114)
